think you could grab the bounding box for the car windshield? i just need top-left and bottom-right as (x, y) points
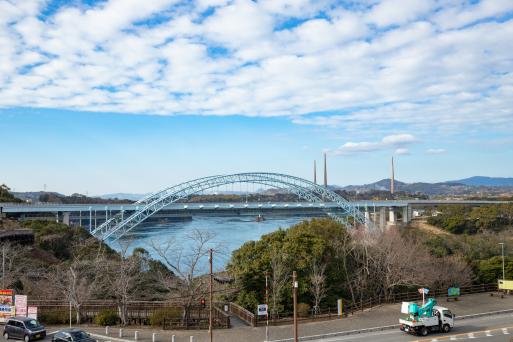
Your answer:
(25, 320), (39, 328)
(70, 331), (89, 340)
(443, 310), (453, 317)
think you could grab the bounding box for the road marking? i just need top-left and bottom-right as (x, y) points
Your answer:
(485, 330), (492, 336)
(416, 325), (513, 342)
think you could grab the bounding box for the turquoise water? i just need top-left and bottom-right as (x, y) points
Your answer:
(116, 215), (314, 272)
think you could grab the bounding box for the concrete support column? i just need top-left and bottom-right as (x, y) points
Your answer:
(364, 210), (370, 226)
(402, 206), (409, 224)
(379, 207), (386, 229)
(389, 207), (396, 224)
(63, 212), (70, 226)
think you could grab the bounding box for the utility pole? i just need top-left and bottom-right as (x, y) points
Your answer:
(292, 271), (298, 342)
(499, 243), (505, 280)
(265, 271), (269, 342)
(209, 248), (213, 342)
(2, 245), (5, 289)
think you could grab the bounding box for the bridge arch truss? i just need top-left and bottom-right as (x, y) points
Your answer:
(91, 172), (372, 241)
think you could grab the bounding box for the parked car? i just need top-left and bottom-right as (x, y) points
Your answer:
(3, 317), (46, 342)
(52, 329), (95, 342)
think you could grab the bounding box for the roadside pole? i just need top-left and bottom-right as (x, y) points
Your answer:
(293, 271), (298, 342)
(69, 301), (72, 328)
(265, 271), (269, 342)
(209, 248), (213, 342)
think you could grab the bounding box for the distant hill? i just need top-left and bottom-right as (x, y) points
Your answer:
(341, 178), (513, 196)
(12, 191), (133, 204)
(97, 193), (147, 201)
(449, 176), (513, 187)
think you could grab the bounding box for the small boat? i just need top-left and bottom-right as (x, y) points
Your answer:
(255, 214), (265, 222)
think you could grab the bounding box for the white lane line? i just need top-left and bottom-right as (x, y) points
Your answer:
(467, 332), (476, 339)
(430, 339), (438, 342)
(449, 336), (457, 341)
(503, 328), (510, 334)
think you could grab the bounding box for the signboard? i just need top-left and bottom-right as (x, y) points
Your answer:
(448, 287), (460, 297)
(0, 290), (14, 322)
(498, 280), (513, 290)
(257, 304), (268, 316)
(28, 307), (37, 320)
(418, 288), (429, 294)
(15, 295), (28, 316)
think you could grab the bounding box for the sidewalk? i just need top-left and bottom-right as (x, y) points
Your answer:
(50, 292), (513, 342)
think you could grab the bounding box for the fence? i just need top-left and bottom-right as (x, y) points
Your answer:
(29, 300), (229, 329)
(27, 283), (499, 328)
(162, 306), (230, 330)
(247, 283), (499, 326)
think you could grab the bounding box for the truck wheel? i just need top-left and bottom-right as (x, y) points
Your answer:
(24, 335), (30, 342)
(443, 324), (451, 333)
(420, 326), (428, 336)
(3, 332), (8, 340)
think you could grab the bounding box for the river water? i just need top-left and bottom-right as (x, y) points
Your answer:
(116, 215), (314, 272)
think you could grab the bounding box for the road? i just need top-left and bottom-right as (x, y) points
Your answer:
(310, 312), (513, 342)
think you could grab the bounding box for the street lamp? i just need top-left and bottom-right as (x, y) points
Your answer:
(499, 243), (505, 280)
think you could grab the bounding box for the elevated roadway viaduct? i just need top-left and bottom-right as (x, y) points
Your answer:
(1, 200), (509, 232)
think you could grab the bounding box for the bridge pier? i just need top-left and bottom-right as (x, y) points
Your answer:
(402, 206), (411, 224)
(379, 207), (386, 229)
(388, 207), (396, 225)
(63, 212), (70, 226)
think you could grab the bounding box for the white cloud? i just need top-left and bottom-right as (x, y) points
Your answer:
(426, 148), (446, 154)
(394, 148), (410, 155)
(0, 0), (511, 140)
(331, 134), (416, 155)
(366, 0), (434, 27)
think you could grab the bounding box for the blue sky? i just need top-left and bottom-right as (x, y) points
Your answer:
(1, 0), (513, 194)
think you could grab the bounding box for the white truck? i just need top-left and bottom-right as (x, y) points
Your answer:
(399, 298), (455, 336)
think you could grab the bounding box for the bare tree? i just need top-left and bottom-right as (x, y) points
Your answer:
(309, 259), (326, 315)
(99, 241), (141, 325)
(0, 243), (27, 289)
(269, 246), (289, 319)
(149, 229), (217, 323)
(49, 240), (102, 324)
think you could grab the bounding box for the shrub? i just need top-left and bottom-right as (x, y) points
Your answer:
(297, 303), (311, 317)
(39, 310), (75, 325)
(149, 307), (183, 327)
(95, 309), (119, 326)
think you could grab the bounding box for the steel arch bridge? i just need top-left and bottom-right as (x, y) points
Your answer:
(91, 172), (372, 241)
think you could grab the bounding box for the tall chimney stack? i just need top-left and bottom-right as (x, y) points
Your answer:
(313, 160), (317, 184)
(391, 156), (395, 195)
(323, 153), (328, 188)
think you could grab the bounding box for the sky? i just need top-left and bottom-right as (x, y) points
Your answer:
(1, 0), (513, 195)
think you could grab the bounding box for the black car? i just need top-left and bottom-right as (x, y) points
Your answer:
(52, 329), (95, 342)
(3, 317), (46, 342)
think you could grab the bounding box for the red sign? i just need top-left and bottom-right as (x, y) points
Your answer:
(0, 290), (13, 296)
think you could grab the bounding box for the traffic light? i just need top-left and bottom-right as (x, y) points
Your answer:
(200, 298), (206, 308)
